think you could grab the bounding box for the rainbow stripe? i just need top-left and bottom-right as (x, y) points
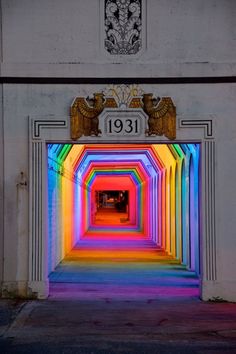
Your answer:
(48, 144), (200, 275)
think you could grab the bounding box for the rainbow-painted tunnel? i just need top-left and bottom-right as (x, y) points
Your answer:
(48, 143), (200, 277)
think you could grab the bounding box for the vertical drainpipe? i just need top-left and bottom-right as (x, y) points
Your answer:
(16, 172), (28, 296)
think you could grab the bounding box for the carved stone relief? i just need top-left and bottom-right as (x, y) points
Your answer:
(105, 0), (142, 55)
(70, 85), (176, 140)
(142, 94), (176, 140)
(70, 93), (117, 140)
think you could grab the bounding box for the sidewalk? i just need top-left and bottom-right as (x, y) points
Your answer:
(1, 296), (236, 353)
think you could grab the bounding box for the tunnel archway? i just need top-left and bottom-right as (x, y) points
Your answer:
(47, 143), (201, 298)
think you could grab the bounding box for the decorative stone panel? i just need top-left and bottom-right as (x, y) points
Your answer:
(104, 0), (143, 55)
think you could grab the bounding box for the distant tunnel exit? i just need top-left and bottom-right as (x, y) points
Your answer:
(94, 190), (130, 226)
(47, 143), (201, 291)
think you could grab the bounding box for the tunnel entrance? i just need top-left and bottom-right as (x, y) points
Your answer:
(47, 143), (200, 299)
(95, 190), (130, 226)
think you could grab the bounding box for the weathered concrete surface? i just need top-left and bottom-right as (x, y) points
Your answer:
(1, 297), (236, 353)
(1, 244), (236, 352)
(0, 299), (25, 337)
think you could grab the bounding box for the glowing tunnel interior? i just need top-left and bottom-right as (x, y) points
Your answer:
(48, 143), (200, 278)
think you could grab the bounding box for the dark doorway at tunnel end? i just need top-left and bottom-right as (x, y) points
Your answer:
(94, 190), (129, 225)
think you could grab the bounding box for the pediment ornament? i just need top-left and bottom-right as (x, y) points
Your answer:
(70, 85), (176, 140)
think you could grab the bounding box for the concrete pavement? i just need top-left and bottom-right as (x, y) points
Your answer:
(1, 243), (236, 353)
(1, 296), (236, 353)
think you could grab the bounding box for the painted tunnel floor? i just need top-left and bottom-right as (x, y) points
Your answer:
(94, 208), (130, 225)
(49, 238), (199, 300)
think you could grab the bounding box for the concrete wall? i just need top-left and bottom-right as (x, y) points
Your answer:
(0, 83), (3, 288)
(0, 0), (3, 288)
(1, 83), (236, 299)
(0, 0), (236, 78)
(0, 0), (236, 300)
(3, 0), (235, 63)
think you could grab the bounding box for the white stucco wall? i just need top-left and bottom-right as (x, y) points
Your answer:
(0, 0), (236, 300)
(0, 1), (3, 287)
(0, 0), (236, 77)
(1, 83), (236, 299)
(0, 84), (3, 287)
(2, 0), (235, 64)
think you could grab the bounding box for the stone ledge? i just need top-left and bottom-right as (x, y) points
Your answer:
(1, 62), (236, 79)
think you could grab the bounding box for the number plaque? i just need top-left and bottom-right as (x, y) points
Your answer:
(105, 115), (142, 136)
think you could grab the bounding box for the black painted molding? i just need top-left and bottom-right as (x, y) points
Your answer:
(0, 76), (236, 84)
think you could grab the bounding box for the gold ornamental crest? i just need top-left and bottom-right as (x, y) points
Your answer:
(70, 85), (176, 140)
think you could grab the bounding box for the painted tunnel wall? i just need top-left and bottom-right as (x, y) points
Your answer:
(47, 143), (200, 276)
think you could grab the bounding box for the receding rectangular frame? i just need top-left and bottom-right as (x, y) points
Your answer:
(28, 115), (216, 299)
